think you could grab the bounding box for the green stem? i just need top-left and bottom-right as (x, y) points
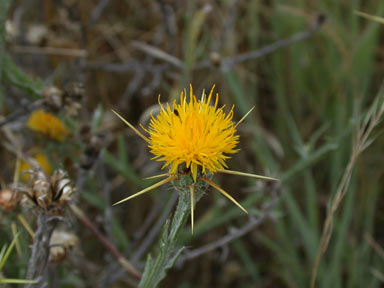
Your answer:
(139, 180), (205, 288)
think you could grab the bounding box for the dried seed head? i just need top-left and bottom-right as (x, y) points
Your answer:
(42, 82), (84, 116)
(210, 51), (221, 66)
(43, 86), (64, 112)
(50, 169), (75, 203)
(0, 189), (20, 211)
(49, 229), (79, 263)
(21, 168), (75, 213)
(33, 179), (52, 209)
(79, 128), (104, 170)
(64, 82), (84, 101)
(63, 82), (84, 117)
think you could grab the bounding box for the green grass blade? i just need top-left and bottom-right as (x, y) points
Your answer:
(0, 0), (12, 109)
(0, 233), (19, 271)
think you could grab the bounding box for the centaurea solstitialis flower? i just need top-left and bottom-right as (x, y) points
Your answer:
(112, 85), (278, 233)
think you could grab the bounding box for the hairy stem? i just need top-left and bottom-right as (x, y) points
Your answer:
(26, 213), (59, 287)
(139, 180), (205, 288)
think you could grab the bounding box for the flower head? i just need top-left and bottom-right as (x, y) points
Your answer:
(112, 85), (278, 233)
(27, 109), (70, 141)
(147, 85), (238, 181)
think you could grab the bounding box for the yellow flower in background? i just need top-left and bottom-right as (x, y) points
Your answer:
(27, 109), (70, 141)
(112, 85), (278, 232)
(19, 152), (52, 181)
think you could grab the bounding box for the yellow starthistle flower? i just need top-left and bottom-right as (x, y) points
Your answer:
(112, 85), (278, 233)
(27, 109), (70, 142)
(148, 86), (239, 182)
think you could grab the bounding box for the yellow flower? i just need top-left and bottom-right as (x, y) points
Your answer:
(147, 85), (239, 181)
(27, 109), (70, 141)
(112, 85), (278, 232)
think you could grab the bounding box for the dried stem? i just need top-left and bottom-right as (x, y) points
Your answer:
(131, 192), (179, 264)
(10, 45), (88, 58)
(310, 88), (384, 288)
(218, 14), (326, 71)
(69, 204), (142, 280)
(176, 184), (281, 266)
(100, 191), (178, 287)
(26, 213), (59, 287)
(0, 99), (44, 128)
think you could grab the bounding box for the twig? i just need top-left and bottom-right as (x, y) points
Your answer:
(86, 14), (326, 81)
(213, 0), (242, 52)
(310, 88), (384, 288)
(89, 0), (111, 25)
(0, 99), (44, 128)
(366, 234), (384, 260)
(195, 14), (327, 71)
(10, 45), (88, 58)
(176, 187), (281, 266)
(69, 203), (142, 280)
(132, 191), (165, 240)
(131, 41), (184, 69)
(131, 191), (179, 264)
(103, 191), (178, 287)
(26, 213), (60, 287)
(178, 216), (268, 265)
(85, 61), (138, 72)
(155, 0), (177, 54)
(99, 164), (114, 245)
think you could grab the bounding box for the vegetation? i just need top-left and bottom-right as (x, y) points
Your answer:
(0, 1), (383, 287)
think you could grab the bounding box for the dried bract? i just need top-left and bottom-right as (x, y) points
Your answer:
(0, 189), (21, 211)
(21, 168), (75, 214)
(42, 82), (84, 116)
(49, 229), (79, 263)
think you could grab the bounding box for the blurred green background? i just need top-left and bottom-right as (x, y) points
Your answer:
(0, 0), (383, 287)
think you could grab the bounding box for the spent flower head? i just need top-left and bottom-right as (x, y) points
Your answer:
(113, 85), (278, 232)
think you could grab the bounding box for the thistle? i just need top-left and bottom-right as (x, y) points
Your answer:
(113, 85), (278, 233)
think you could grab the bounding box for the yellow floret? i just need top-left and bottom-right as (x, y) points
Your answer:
(147, 85), (239, 181)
